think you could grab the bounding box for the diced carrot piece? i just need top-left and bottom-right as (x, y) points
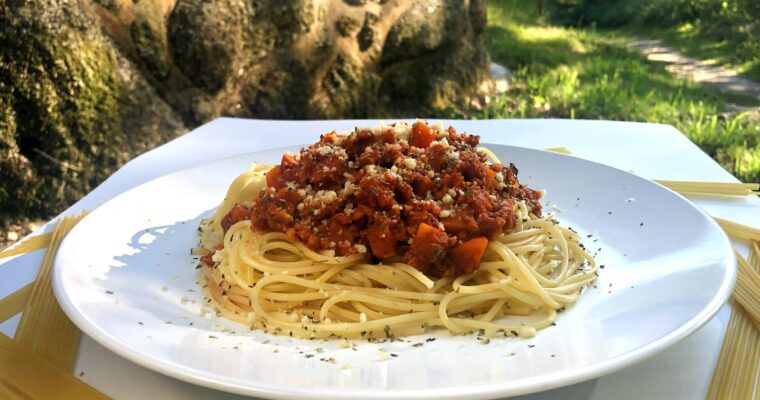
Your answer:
(416, 222), (442, 237)
(412, 223), (449, 258)
(448, 237), (488, 274)
(484, 168), (496, 188)
(266, 165), (282, 187)
(409, 121), (436, 148)
(406, 223), (450, 273)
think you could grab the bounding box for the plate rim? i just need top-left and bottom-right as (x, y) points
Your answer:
(52, 143), (737, 399)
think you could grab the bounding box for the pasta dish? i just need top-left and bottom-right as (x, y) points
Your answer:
(196, 121), (597, 340)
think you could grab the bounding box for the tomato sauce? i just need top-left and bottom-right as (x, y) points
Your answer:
(221, 121), (543, 277)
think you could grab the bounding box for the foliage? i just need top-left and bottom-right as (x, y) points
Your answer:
(474, 0), (760, 183)
(543, 0), (760, 80)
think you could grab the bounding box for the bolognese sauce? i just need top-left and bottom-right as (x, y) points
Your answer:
(217, 121), (543, 278)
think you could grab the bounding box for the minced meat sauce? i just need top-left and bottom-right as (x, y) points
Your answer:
(216, 121), (543, 278)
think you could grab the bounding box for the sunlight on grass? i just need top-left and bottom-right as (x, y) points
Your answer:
(517, 27), (587, 54)
(676, 23), (693, 34)
(480, 0), (760, 182)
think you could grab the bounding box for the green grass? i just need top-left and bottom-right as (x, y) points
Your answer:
(476, 0), (760, 183)
(539, 0), (760, 83)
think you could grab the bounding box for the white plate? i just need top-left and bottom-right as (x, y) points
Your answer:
(53, 145), (735, 399)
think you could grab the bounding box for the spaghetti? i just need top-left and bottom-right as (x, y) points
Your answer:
(196, 122), (597, 339)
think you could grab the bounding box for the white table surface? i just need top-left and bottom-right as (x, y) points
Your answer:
(2, 118), (758, 399)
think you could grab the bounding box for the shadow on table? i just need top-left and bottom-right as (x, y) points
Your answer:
(95, 207), (248, 335)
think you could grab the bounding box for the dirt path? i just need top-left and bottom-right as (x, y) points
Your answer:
(627, 38), (760, 112)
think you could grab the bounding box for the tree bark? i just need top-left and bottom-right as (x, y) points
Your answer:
(0, 0), (490, 219)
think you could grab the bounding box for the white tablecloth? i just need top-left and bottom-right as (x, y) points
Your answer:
(2, 118), (758, 399)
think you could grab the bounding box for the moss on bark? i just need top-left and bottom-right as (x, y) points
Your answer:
(2, 0), (491, 220)
(0, 0), (186, 219)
